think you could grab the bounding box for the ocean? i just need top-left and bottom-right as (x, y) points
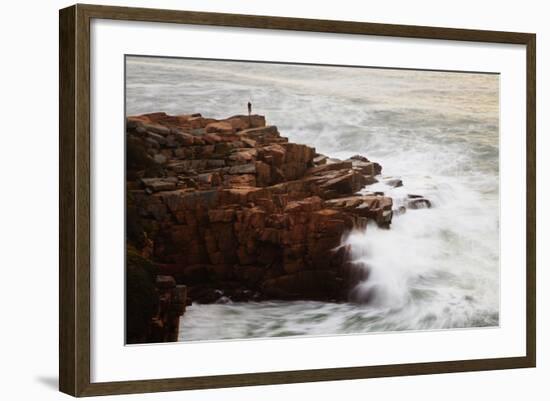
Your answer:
(126, 56), (500, 341)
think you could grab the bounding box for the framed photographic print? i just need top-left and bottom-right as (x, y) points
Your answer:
(59, 4), (536, 397)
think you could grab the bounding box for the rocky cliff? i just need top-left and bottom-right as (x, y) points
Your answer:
(126, 112), (403, 305)
(126, 247), (187, 344)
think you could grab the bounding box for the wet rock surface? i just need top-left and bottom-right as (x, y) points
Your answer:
(126, 112), (425, 304)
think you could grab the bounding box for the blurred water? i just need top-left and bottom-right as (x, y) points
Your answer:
(126, 56), (500, 342)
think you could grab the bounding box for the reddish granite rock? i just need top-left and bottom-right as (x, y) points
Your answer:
(205, 121), (235, 135)
(203, 133), (222, 144)
(307, 161), (353, 176)
(258, 144), (286, 167)
(238, 126), (286, 145)
(125, 112), (426, 303)
(224, 174), (256, 188)
(325, 195), (393, 227)
(221, 115), (266, 130)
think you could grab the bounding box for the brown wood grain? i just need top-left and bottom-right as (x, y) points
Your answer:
(59, 5), (76, 396)
(59, 3), (536, 397)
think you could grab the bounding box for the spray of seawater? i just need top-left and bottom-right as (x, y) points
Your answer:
(343, 172), (499, 330)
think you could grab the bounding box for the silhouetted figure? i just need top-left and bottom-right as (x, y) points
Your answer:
(247, 101), (252, 125)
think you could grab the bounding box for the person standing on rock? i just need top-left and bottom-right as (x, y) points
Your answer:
(247, 101), (252, 125)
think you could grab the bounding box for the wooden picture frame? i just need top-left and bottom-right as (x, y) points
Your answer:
(59, 3), (536, 397)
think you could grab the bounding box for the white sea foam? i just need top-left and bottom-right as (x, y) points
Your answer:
(126, 56), (500, 341)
